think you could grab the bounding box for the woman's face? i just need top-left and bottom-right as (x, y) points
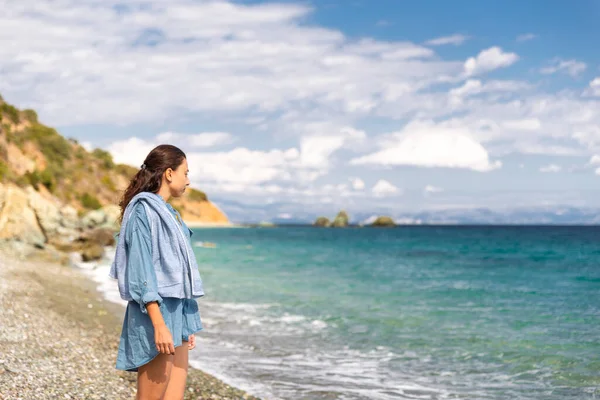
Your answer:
(167, 157), (190, 198)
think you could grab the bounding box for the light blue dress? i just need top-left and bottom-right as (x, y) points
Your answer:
(115, 201), (203, 372)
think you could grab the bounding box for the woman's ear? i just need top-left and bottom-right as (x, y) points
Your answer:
(165, 168), (173, 182)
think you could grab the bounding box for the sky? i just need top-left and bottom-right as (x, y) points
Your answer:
(2, 0), (600, 222)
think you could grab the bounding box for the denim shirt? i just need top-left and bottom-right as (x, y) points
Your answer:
(125, 201), (195, 314)
(110, 192), (204, 302)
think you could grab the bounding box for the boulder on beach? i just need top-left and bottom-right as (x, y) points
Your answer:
(332, 210), (349, 227)
(0, 183), (46, 248)
(81, 205), (120, 230)
(313, 217), (331, 227)
(371, 216), (396, 227)
(81, 244), (105, 262)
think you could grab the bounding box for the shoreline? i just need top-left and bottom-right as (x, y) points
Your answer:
(185, 221), (246, 228)
(0, 251), (262, 400)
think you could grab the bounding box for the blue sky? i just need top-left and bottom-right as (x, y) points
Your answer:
(2, 0), (600, 222)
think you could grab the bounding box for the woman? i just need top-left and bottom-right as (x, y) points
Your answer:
(109, 144), (204, 399)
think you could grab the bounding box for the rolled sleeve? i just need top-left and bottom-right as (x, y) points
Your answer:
(125, 205), (163, 314)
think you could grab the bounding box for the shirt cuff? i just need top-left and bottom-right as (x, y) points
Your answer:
(139, 289), (163, 314)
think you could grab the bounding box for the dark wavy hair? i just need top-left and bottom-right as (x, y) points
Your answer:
(118, 144), (187, 222)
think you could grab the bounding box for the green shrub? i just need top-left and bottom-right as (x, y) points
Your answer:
(80, 193), (102, 210)
(38, 135), (72, 167)
(17, 124), (72, 167)
(14, 174), (29, 188)
(75, 147), (86, 160)
(0, 103), (19, 124)
(101, 175), (116, 191)
(115, 163), (137, 178)
(23, 169), (56, 192)
(44, 162), (66, 182)
(22, 109), (38, 123)
(92, 148), (115, 169)
(24, 170), (41, 187)
(0, 160), (9, 181)
(39, 169), (57, 192)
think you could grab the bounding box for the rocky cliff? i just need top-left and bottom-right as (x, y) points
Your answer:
(0, 94), (229, 258)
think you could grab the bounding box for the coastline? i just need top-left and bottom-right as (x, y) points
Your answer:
(0, 251), (261, 400)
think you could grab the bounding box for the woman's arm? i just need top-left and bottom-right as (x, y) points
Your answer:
(146, 302), (175, 355)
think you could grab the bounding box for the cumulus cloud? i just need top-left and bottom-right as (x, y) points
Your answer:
(588, 155), (600, 165)
(584, 78), (600, 97)
(425, 34), (469, 46)
(539, 164), (562, 173)
(372, 180), (400, 197)
(350, 120), (501, 172)
(106, 125), (367, 195)
(464, 47), (519, 76)
(0, 0), (462, 126)
(540, 59), (587, 77)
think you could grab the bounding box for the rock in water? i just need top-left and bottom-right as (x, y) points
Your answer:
(332, 210), (349, 227)
(371, 216), (396, 227)
(313, 217), (331, 227)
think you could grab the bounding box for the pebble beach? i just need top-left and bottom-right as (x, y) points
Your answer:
(0, 252), (261, 400)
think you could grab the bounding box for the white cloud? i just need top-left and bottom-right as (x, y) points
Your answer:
(425, 34), (469, 46)
(584, 78), (600, 97)
(464, 47), (519, 76)
(539, 164), (562, 173)
(106, 126), (363, 194)
(540, 59), (587, 77)
(108, 137), (158, 167)
(351, 177), (365, 190)
(80, 141), (93, 151)
(516, 33), (537, 42)
(372, 180), (400, 197)
(424, 185), (443, 194)
(107, 134), (295, 186)
(156, 132), (234, 147)
(448, 79), (530, 106)
(299, 126), (365, 168)
(0, 0), (462, 126)
(589, 154), (600, 165)
(350, 120), (501, 172)
(502, 118), (541, 131)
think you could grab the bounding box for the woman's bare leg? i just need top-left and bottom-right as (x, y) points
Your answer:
(162, 340), (189, 400)
(137, 353), (174, 400)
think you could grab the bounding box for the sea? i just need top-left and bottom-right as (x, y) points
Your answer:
(80, 226), (600, 400)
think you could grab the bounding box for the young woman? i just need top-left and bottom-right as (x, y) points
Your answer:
(109, 144), (204, 399)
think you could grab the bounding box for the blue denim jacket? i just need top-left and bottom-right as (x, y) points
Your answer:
(109, 192), (204, 304)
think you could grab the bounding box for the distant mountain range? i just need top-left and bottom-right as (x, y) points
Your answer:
(214, 197), (600, 225)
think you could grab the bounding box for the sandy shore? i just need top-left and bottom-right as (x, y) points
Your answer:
(0, 252), (261, 400)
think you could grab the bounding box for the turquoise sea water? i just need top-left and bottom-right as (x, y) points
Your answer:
(189, 226), (600, 400)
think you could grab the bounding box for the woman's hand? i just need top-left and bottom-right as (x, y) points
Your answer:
(188, 334), (196, 350)
(154, 323), (175, 355)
